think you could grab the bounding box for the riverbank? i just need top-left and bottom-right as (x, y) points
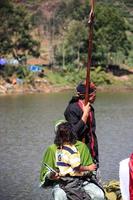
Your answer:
(0, 81), (73, 96)
(0, 81), (133, 96)
(0, 70), (133, 95)
(1, 63), (133, 96)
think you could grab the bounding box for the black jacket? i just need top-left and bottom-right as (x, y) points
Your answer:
(64, 96), (99, 164)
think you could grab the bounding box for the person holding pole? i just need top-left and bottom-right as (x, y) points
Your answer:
(64, 0), (97, 165)
(64, 81), (99, 166)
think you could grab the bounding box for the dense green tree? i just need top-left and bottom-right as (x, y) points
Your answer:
(54, 1), (131, 67)
(0, 0), (40, 63)
(55, 20), (88, 68)
(93, 3), (131, 66)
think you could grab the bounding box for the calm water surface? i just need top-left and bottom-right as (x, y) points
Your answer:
(0, 91), (133, 200)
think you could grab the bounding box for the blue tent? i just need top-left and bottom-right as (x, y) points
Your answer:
(0, 58), (7, 65)
(28, 65), (42, 72)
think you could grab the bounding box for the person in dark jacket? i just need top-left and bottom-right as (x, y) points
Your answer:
(64, 81), (99, 166)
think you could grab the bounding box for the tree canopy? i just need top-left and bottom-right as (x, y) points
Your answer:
(53, 0), (132, 67)
(0, 0), (133, 67)
(0, 0), (40, 63)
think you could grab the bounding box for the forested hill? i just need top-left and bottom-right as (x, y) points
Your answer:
(30, 0), (133, 68)
(0, 0), (133, 92)
(0, 0), (133, 66)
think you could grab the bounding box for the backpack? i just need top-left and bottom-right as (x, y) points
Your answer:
(103, 180), (122, 200)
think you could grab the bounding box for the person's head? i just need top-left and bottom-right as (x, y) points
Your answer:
(54, 121), (77, 147)
(76, 81), (96, 103)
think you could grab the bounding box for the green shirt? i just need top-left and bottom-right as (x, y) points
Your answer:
(40, 140), (93, 186)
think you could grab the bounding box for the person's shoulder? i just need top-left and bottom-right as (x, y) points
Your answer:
(75, 140), (87, 148)
(70, 102), (78, 109)
(65, 101), (78, 115)
(67, 101), (79, 110)
(75, 140), (83, 145)
(46, 144), (57, 152)
(75, 141), (89, 156)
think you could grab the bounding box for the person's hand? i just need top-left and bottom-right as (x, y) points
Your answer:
(82, 102), (91, 123)
(88, 163), (97, 171)
(88, 9), (94, 24)
(49, 171), (60, 180)
(83, 102), (91, 116)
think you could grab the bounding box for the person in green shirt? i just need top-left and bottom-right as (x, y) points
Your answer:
(54, 121), (96, 177)
(40, 121), (105, 200)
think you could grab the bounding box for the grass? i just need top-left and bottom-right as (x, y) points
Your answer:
(44, 66), (133, 90)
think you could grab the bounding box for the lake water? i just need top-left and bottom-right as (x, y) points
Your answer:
(0, 91), (133, 200)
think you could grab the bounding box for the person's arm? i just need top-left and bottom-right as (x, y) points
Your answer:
(82, 102), (91, 123)
(64, 103), (90, 138)
(40, 144), (59, 187)
(75, 141), (97, 172)
(75, 141), (93, 166)
(79, 163), (96, 172)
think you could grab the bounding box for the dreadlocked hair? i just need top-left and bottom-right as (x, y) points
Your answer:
(54, 122), (77, 147)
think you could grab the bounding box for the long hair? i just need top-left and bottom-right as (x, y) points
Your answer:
(54, 122), (77, 147)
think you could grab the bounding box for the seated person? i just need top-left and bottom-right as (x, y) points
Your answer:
(54, 121), (96, 177)
(40, 121), (105, 200)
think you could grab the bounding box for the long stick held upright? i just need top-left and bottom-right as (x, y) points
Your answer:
(85, 1), (95, 105)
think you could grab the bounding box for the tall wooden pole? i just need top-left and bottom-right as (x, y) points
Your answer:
(85, 1), (95, 105)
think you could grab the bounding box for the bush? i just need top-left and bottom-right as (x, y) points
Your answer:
(0, 64), (17, 78)
(16, 66), (30, 79)
(91, 66), (111, 85)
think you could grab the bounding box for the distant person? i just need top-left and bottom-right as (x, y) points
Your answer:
(0, 57), (7, 69)
(64, 81), (99, 167)
(40, 121), (105, 200)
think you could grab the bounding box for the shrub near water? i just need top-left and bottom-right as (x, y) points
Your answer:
(0, 64), (17, 78)
(45, 66), (111, 87)
(91, 66), (111, 85)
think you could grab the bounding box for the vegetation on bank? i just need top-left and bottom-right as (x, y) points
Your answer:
(45, 66), (133, 89)
(0, 63), (133, 95)
(0, 0), (133, 94)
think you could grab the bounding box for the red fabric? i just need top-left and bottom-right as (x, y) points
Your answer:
(129, 153), (133, 200)
(78, 100), (95, 158)
(89, 111), (95, 157)
(90, 82), (96, 90)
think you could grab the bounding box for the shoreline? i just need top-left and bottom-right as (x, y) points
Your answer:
(0, 83), (133, 96)
(0, 83), (74, 96)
